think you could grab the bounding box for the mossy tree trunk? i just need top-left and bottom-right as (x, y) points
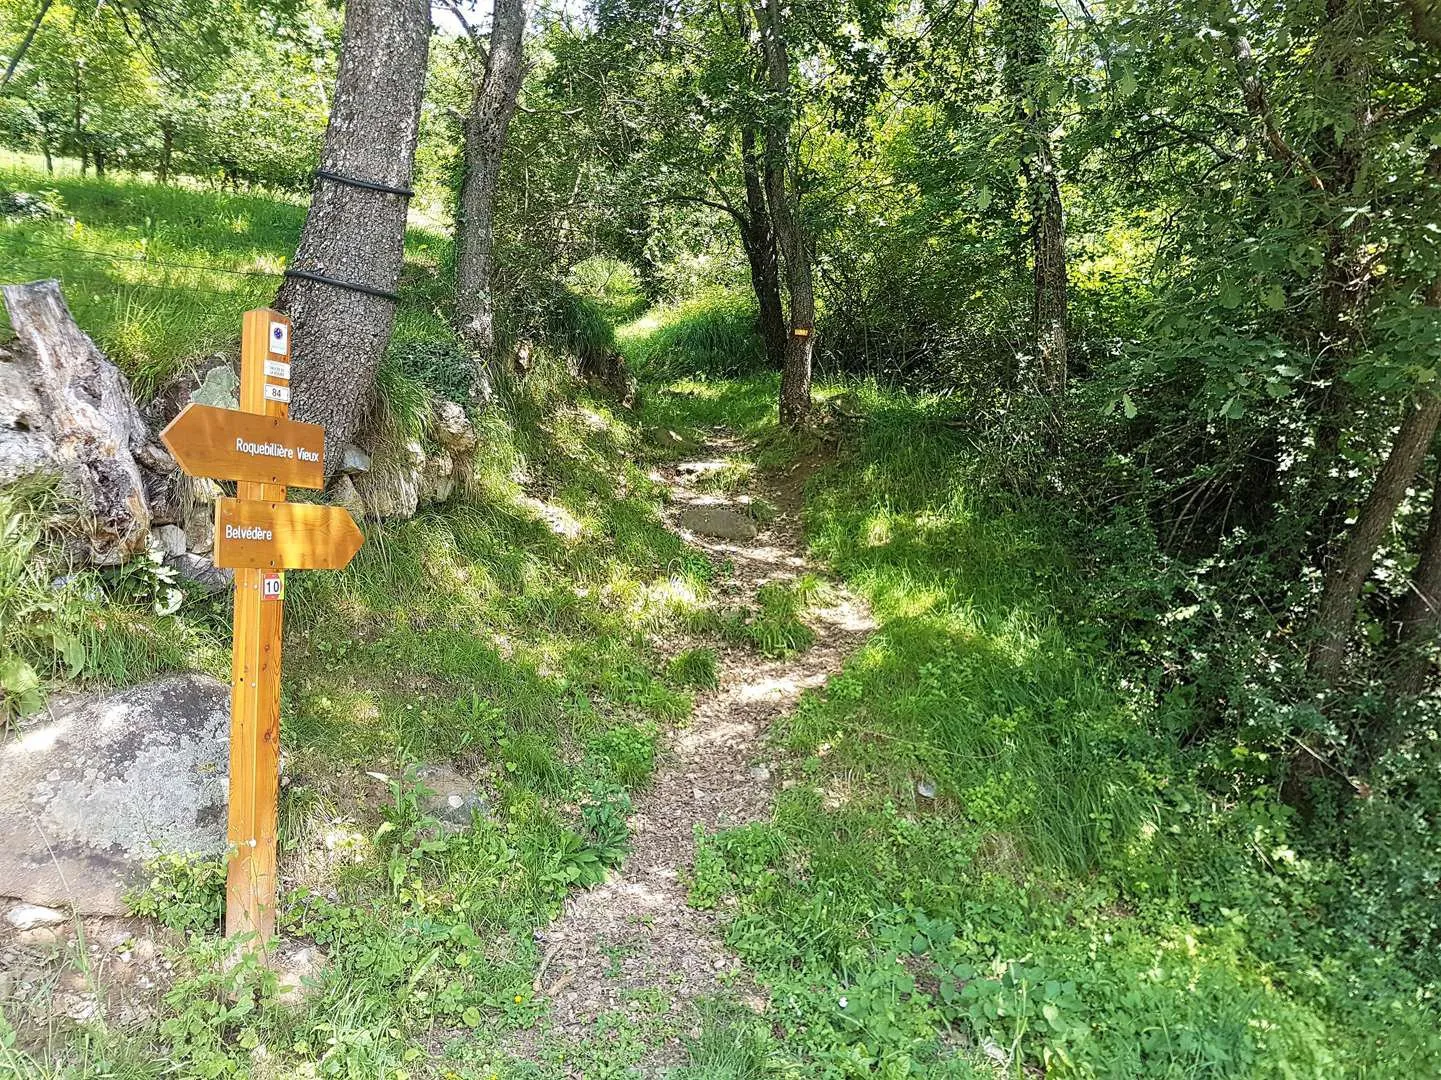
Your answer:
(454, 0), (527, 399)
(275, 0), (431, 475)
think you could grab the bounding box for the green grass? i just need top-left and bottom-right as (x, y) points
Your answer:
(4, 359), (733, 1077)
(0, 159), (451, 397)
(10, 173), (1438, 1078)
(567, 255), (649, 326)
(667, 646), (719, 690)
(642, 378), (1441, 1077)
(617, 289), (767, 380)
(709, 575), (824, 659)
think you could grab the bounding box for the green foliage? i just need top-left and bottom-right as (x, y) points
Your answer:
(385, 331), (478, 409)
(567, 255), (649, 326)
(374, 769), (450, 894)
(588, 722), (658, 788)
(0, 483), (219, 719)
(372, 349), (435, 443)
(669, 383), (1441, 1077)
(542, 286), (616, 369)
(157, 937), (278, 1079)
(673, 1007), (778, 1079)
(0, 1), (338, 191)
(717, 576), (823, 659)
(579, 781), (634, 867)
(9, 0), (1441, 1069)
(124, 854), (226, 935)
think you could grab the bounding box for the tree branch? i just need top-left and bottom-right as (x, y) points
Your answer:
(1230, 34), (1325, 191)
(2, 0), (53, 89)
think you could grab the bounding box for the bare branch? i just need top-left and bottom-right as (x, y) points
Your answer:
(1230, 34), (1325, 191)
(1, 0), (53, 89)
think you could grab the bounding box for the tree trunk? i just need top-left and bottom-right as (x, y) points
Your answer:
(1385, 150), (1441, 697)
(454, 0), (526, 399)
(1032, 136), (1068, 397)
(42, 143), (52, 174)
(741, 124), (786, 370)
(71, 60), (83, 176)
(751, 0), (813, 428)
(1, 0), (53, 89)
(1390, 457), (1441, 697)
(159, 122), (173, 184)
(274, 0), (431, 473)
(1002, 0), (1068, 402)
(1309, 395), (1441, 683)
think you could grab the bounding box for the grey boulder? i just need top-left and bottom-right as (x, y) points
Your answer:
(413, 763), (489, 832)
(679, 506), (759, 542)
(0, 674), (230, 915)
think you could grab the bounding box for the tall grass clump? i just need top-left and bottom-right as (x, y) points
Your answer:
(533, 286), (615, 373)
(617, 289), (765, 379)
(567, 255), (649, 325)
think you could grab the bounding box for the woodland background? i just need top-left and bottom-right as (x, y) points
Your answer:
(2, 0), (1441, 1075)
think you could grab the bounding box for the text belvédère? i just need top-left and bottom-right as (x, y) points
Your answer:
(225, 524), (273, 541)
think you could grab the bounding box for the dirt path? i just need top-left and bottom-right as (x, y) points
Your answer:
(511, 434), (874, 1071)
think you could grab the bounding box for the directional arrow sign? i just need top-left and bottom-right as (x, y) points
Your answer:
(161, 403), (325, 489)
(214, 497), (364, 571)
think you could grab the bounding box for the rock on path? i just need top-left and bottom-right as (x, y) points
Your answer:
(678, 504), (758, 542)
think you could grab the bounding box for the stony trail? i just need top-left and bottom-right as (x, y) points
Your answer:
(511, 434), (875, 1071)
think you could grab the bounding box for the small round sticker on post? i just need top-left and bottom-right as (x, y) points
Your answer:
(268, 321), (290, 356)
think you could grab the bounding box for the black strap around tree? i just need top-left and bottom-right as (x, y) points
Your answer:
(315, 168), (414, 199)
(283, 267), (402, 303)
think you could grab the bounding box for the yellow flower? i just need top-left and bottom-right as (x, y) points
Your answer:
(513, 994), (524, 1004)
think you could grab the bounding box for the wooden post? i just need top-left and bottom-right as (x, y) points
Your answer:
(224, 308), (292, 950)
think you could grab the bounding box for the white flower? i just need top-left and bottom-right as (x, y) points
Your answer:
(838, 996), (848, 1009)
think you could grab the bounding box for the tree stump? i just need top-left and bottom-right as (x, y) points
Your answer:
(1, 279), (153, 564)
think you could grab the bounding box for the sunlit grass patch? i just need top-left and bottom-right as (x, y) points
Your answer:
(0, 161), (448, 394)
(667, 647), (719, 690)
(616, 289), (765, 380)
(711, 574), (828, 659)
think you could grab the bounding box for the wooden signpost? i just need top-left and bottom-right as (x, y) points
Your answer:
(214, 499), (364, 571)
(162, 404), (325, 489)
(160, 308), (363, 952)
